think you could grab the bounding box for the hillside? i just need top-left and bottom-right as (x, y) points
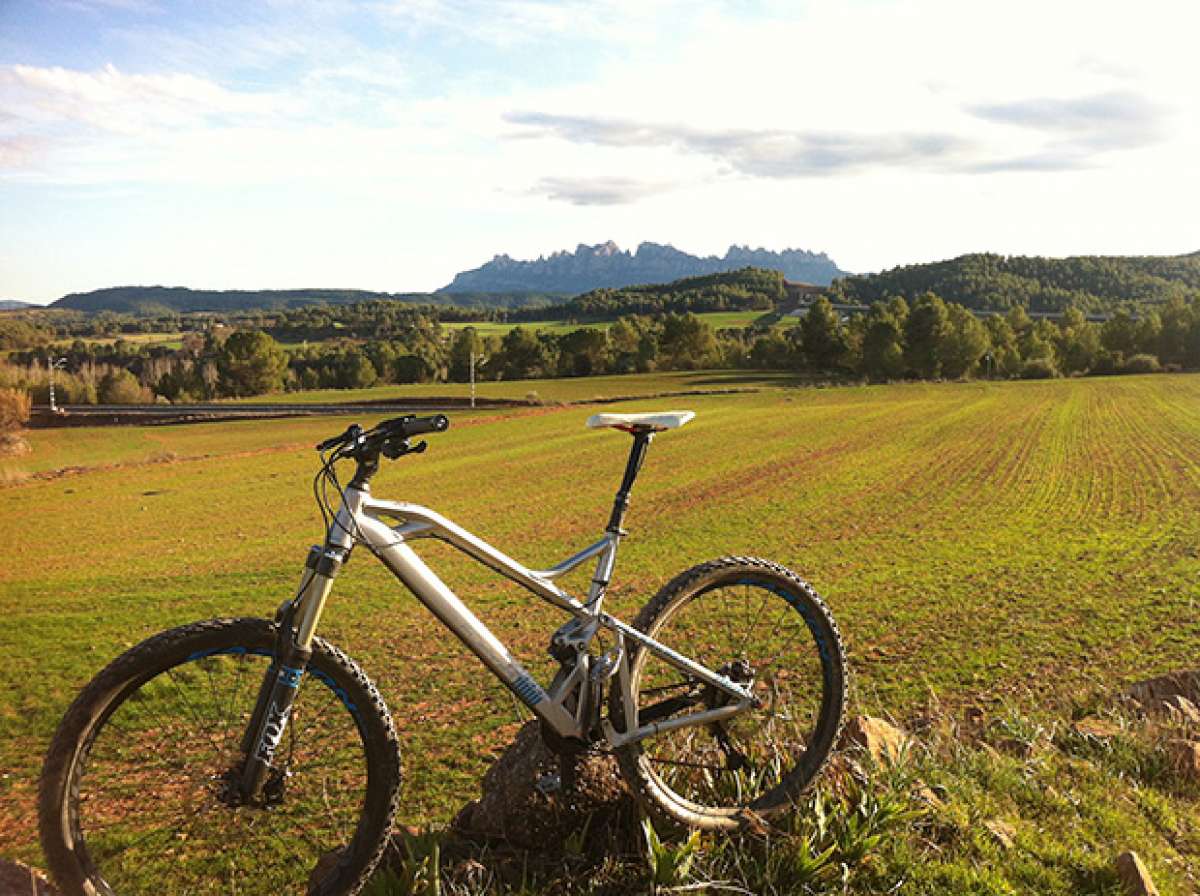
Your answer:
(0, 300), (34, 310)
(441, 241), (846, 294)
(49, 286), (551, 315)
(514, 266), (786, 321)
(832, 252), (1200, 313)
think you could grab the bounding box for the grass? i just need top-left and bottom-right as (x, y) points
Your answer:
(2, 372), (1200, 891)
(223, 369), (803, 406)
(50, 331), (187, 350)
(347, 699), (1200, 895)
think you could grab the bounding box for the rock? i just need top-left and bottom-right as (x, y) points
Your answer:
(451, 720), (636, 851)
(1114, 850), (1160, 896)
(1073, 717), (1123, 739)
(0, 859), (59, 895)
(983, 819), (1015, 850)
(843, 715), (910, 765)
(1166, 739), (1200, 781)
(1126, 671), (1200, 711)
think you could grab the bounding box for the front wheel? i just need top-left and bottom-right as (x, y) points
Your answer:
(39, 617), (401, 896)
(611, 557), (847, 830)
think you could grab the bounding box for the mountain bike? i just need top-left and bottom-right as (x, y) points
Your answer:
(39, 411), (847, 895)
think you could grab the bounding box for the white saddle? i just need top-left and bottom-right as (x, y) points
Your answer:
(586, 411), (695, 432)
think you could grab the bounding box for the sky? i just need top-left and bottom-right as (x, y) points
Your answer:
(1, 0), (1198, 304)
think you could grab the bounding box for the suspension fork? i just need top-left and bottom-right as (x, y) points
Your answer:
(237, 544), (346, 801)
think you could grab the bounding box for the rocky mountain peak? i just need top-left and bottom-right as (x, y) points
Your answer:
(440, 241), (847, 295)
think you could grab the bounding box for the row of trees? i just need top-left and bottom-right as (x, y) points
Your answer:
(5, 291), (1200, 404)
(775, 294), (1193, 380)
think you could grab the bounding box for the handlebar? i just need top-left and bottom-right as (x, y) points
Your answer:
(316, 414), (450, 455)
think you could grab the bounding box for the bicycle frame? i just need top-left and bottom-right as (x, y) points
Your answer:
(290, 483), (757, 749)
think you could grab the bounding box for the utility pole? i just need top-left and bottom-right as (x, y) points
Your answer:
(469, 352), (488, 409)
(48, 356), (67, 413)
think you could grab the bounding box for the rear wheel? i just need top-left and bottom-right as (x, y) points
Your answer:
(612, 558), (846, 830)
(39, 617), (401, 896)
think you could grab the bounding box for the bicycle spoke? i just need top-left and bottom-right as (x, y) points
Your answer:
(629, 569), (841, 818)
(68, 645), (373, 895)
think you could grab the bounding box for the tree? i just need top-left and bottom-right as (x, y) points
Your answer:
(1005, 305), (1033, 338)
(749, 330), (795, 369)
(860, 303), (906, 381)
(1156, 297), (1196, 366)
(98, 368), (147, 403)
(496, 327), (553, 380)
(1055, 307), (1101, 374)
(904, 293), (951, 378)
(658, 314), (717, 370)
(556, 328), (609, 377)
(799, 298), (848, 371)
(1100, 308), (1140, 359)
(1019, 319), (1058, 363)
(606, 318), (642, 373)
(940, 304), (990, 378)
(1135, 311), (1163, 358)
(337, 349), (378, 389)
(217, 330), (287, 397)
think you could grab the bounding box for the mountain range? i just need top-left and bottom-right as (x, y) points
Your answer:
(439, 241), (847, 294)
(30, 248), (1199, 316)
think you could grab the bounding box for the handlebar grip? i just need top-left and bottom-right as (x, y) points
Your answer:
(404, 414), (450, 436)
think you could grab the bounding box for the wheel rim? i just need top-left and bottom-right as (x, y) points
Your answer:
(630, 575), (835, 817)
(69, 645), (371, 895)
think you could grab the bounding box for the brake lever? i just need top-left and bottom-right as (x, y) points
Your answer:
(380, 439), (427, 460)
(316, 424), (362, 452)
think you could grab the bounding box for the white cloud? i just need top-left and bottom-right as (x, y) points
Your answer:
(530, 175), (682, 205)
(0, 63), (284, 138)
(2, 0), (1199, 301)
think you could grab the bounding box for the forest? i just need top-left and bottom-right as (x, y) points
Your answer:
(2, 289), (1198, 404)
(833, 252), (1200, 313)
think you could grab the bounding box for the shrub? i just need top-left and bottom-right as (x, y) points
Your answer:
(1018, 358), (1058, 380)
(98, 369), (148, 404)
(1120, 353), (1162, 374)
(0, 387), (31, 432)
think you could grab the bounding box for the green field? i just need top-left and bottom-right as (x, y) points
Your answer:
(3, 373), (1200, 891)
(50, 331), (187, 350)
(226, 368), (805, 406)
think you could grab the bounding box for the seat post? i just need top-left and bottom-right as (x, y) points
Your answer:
(607, 428), (653, 534)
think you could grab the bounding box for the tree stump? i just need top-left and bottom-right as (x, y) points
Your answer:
(451, 720), (639, 852)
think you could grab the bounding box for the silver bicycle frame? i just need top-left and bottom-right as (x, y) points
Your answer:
(290, 484), (755, 748)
